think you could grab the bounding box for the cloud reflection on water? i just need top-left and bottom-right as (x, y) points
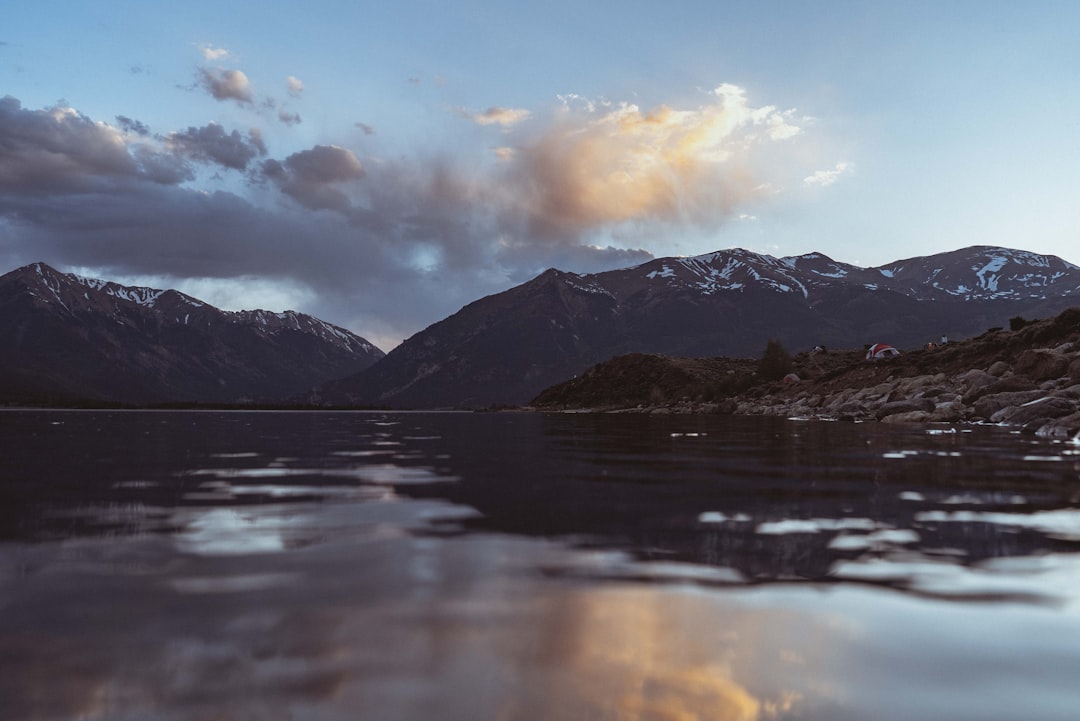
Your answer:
(4, 523), (1080, 720)
(5, 411), (1080, 720)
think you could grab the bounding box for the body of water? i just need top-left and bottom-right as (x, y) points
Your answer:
(2, 409), (1079, 720)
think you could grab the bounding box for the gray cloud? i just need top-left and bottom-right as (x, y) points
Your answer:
(262, 145), (365, 212)
(0, 95), (661, 348)
(197, 67), (253, 104)
(116, 115), (151, 136)
(0, 96), (190, 193)
(278, 109), (302, 126)
(167, 123), (264, 171)
(249, 127), (267, 156)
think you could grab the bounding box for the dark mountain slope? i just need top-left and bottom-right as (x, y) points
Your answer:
(0, 263), (384, 405)
(323, 245), (1080, 409)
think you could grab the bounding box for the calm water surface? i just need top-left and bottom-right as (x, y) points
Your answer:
(1, 409), (1079, 720)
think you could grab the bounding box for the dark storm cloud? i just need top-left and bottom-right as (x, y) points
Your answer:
(167, 123), (264, 170)
(196, 67), (253, 104)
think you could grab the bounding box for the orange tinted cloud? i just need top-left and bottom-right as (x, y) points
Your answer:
(503, 84), (802, 239)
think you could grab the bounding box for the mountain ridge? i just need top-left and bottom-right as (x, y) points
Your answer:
(0, 262), (384, 405)
(322, 245), (1080, 409)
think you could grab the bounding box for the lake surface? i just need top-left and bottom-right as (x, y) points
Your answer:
(2, 409), (1079, 720)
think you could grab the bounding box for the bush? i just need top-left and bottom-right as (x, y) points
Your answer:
(757, 339), (793, 382)
(1009, 315), (1031, 331)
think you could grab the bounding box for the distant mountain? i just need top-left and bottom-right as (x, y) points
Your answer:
(0, 262), (384, 404)
(322, 245), (1080, 409)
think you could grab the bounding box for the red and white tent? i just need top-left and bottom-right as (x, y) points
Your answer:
(866, 343), (900, 360)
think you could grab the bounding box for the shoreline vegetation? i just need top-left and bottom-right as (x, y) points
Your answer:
(6, 307), (1080, 440)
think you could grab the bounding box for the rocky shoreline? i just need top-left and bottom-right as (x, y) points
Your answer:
(730, 350), (1080, 439)
(533, 308), (1080, 441)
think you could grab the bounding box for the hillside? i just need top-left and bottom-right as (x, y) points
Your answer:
(322, 245), (1080, 409)
(0, 262), (384, 405)
(530, 307), (1080, 438)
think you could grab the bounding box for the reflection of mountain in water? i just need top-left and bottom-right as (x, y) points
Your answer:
(390, 413), (1080, 586)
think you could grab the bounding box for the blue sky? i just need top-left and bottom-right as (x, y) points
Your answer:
(2, 1), (1078, 349)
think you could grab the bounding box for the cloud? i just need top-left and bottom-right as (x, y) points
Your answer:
(248, 127), (267, 156)
(0, 81), (817, 348)
(167, 123), (265, 171)
(278, 110), (302, 126)
(116, 115), (150, 136)
(354, 122), (375, 135)
(0, 96), (190, 193)
(262, 144), (365, 211)
(803, 161), (853, 187)
(459, 106), (531, 127)
(197, 67), (253, 104)
(199, 44), (229, 62)
(492, 84), (803, 241)
(286, 76), (304, 97)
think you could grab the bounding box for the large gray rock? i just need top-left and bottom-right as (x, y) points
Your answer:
(971, 390), (1047, 420)
(1034, 412), (1080, 439)
(956, 368), (997, 395)
(876, 398), (936, 420)
(881, 410), (932, 424)
(963, 375), (1039, 405)
(990, 396), (1075, 425)
(1015, 349), (1072, 382)
(930, 401), (967, 422)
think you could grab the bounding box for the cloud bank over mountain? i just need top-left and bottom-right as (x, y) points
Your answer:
(0, 56), (831, 348)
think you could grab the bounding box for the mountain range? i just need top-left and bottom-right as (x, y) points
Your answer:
(322, 245), (1080, 408)
(4, 246), (1079, 408)
(0, 262), (383, 405)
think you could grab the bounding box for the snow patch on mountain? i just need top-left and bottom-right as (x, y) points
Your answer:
(974, 255), (1007, 291)
(13, 262), (381, 357)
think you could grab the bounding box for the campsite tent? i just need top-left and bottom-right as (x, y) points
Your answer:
(866, 343), (900, 361)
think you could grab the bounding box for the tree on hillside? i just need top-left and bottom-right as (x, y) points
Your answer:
(757, 339), (793, 382)
(1009, 315), (1031, 331)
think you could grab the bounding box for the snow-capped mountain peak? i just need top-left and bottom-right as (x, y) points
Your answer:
(609, 245), (1080, 303)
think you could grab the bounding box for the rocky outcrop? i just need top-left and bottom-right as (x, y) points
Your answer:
(533, 307), (1080, 441)
(729, 337), (1080, 439)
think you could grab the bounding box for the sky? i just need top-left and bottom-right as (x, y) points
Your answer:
(2, 1), (1079, 350)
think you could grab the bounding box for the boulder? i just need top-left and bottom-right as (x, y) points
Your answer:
(876, 398), (935, 420)
(1015, 349), (1071, 382)
(987, 360), (1011, 377)
(881, 410), (931, 424)
(1034, 412), (1080, 439)
(963, 375), (1039, 405)
(971, 389), (1047, 420)
(1053, 384), (1080, 400)
(989, 396), (1075, 425)
(834, 400), (870, 418)
(929, 402), (967, 423)
(956, 368), (997, 394)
